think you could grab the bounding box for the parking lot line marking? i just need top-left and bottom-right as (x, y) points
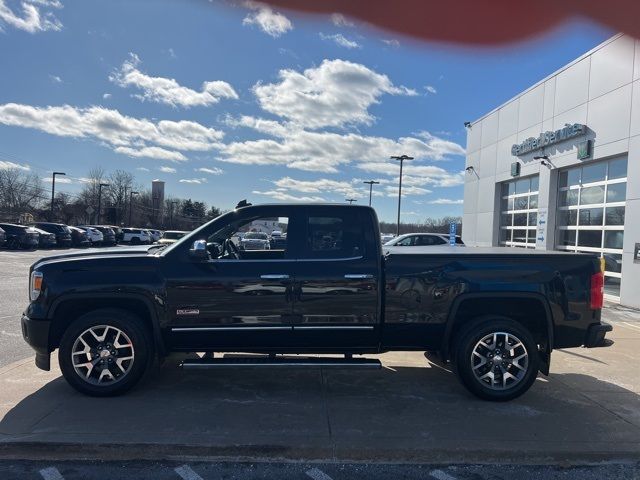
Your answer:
(39, 467), (64, 480)
(622, 322), (640, 331)
(429, 469), (457, 480)
(306, 467), (334, 480)
(175, 464), (204, 480)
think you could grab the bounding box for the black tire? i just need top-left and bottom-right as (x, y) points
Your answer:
(58, 309), (153, 397)
(130, 237), (140, 245)
(454, 316), (539, 401)
(7, 238), (19, 250)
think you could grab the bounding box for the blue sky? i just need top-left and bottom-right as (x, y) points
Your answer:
(0, 0), (612, 221)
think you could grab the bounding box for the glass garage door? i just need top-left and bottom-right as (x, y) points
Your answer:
(556, 157), (627, 298)
(500, 176), (539, 249)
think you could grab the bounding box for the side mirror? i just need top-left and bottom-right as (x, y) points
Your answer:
(189, 239), (209, 261)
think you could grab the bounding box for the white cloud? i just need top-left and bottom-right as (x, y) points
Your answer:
(223, 114), (288, 137)
(49, 74), (61, 83)
(424, 85), (437, 94)
(429, 198), (463, 205)
(382, 39), (400, 47)
(253, 59), (417, 130)
(102, 93), (111, 99)
(159, 166), (177, 173)
(196, 167), (224, 175)
(136, 167), (150, 172)
(242, 1), (292, 38)
(330, 13), (354, 27)
(358, 163), (465, 188)
(272, 176), (365, 198)
(0, 0), (62, 33)
(319, 33), (361, 49)
(384, 185), (432, 197)
(0, 160), (30, 171)
(0, 103), (224, 162)
(252, 189), (325, 202)
(110, 53), (238, 108)
(220, 128), (465, 173)
(179, 177), (207, 184)
(41, 175), (72, 184)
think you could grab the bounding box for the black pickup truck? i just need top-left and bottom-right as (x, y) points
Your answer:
(21, 203), (611, 401)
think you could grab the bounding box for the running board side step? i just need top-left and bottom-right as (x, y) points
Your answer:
(181, 356), (381, 369)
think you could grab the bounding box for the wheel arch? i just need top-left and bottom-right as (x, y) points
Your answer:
(48, 293), (166, 356)
(441, 292), (554, 374)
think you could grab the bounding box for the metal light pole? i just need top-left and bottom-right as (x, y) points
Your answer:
(50, 172), (66, 221)
(363, 180), (379, 206)
(97, 183), (109, 224)
(128, 191), (139, 226)
(390, 155), (414, 236)
(345, 198), (357, 205)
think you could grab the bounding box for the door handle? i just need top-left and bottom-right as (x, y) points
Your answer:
(344, 274), (373, 279)
(260, 274), (290, 280)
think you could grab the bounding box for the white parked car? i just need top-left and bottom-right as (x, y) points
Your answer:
(78, 226), (104, 245)
(380, 233), (395, 244)
(121, 228), (151, 244)
(384, 232), (464, 247)
(239, 231), (270, 250)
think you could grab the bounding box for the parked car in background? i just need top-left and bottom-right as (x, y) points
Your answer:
(269, 233), (287, 249)
(30, 222), (72, 248)
(0, 226), (5, 248)
(239, 231), (270, 250)
(87, 226), (117, 246)
(77, 226), (104, 246)
(107, 225), (123, 243)
(121, 228), (151, 245)
(148, 229), (162, 243)
(384, 232), (464, 247)
(158, 230), (189, 245)
(380, 233), (395, 244)
(0, 223), (39, 249)
(30, 227), (57, 248)
(68, 226), (91, 248)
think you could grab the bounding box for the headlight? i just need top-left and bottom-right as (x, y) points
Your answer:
(30, 271), (43, 301)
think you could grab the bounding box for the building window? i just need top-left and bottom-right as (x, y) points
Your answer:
(500, 176), (539, 249)
(556, 157), (627, 298)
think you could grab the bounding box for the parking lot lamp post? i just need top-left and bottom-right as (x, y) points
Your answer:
(363, 180), (379, 206)
(50, 172), (66, 221)
(345, 198), (357, 205)
(97, 183), (109, 224)
(390, 155), (414, 236)
(128, 190), (139, 226)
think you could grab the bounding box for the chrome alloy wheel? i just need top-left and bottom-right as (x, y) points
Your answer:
(471, 331), (529, 390)
(71, 325), (135, 385)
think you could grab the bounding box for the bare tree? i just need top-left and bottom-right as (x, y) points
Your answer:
(0, 168), (46, 220)
(78, 167), (106, 223)
(105, 169), (134, 225)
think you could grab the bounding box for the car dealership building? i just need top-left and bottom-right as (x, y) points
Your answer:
(463, 33), (640, 306)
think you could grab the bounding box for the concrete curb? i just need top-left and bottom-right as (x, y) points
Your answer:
(0, 441), (639, 465)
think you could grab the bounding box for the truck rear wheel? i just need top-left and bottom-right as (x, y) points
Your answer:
(454, 317), (539, 401)
(58, 309), (153, 397)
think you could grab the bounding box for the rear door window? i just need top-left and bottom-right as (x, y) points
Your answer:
(303, 211), (366, 259)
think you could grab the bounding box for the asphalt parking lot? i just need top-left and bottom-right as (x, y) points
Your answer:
(0, 248), (639, 477)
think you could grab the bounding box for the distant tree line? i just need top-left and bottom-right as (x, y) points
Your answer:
(379, 216), (463, 236)
(0, 166), (223, 230)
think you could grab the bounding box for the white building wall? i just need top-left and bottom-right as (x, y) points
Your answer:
(464, 33), (640, 308)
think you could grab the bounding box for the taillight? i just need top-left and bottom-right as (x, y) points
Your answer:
(590, 271), (604, 310)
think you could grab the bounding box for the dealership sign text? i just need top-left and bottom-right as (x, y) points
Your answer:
(511, 123), (586, 156)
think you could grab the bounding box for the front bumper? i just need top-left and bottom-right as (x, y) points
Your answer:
(585, 322), (613, 348)
(21, 314), (51, 370)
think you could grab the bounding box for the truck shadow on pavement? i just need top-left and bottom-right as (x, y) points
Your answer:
(1, 356), (639, 462)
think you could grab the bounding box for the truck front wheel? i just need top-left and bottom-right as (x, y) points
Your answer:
(58, 309), (153, 396)
(454, 317), (539, 401)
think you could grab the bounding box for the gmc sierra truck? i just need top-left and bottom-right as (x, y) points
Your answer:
(21, 202), (611, 401)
